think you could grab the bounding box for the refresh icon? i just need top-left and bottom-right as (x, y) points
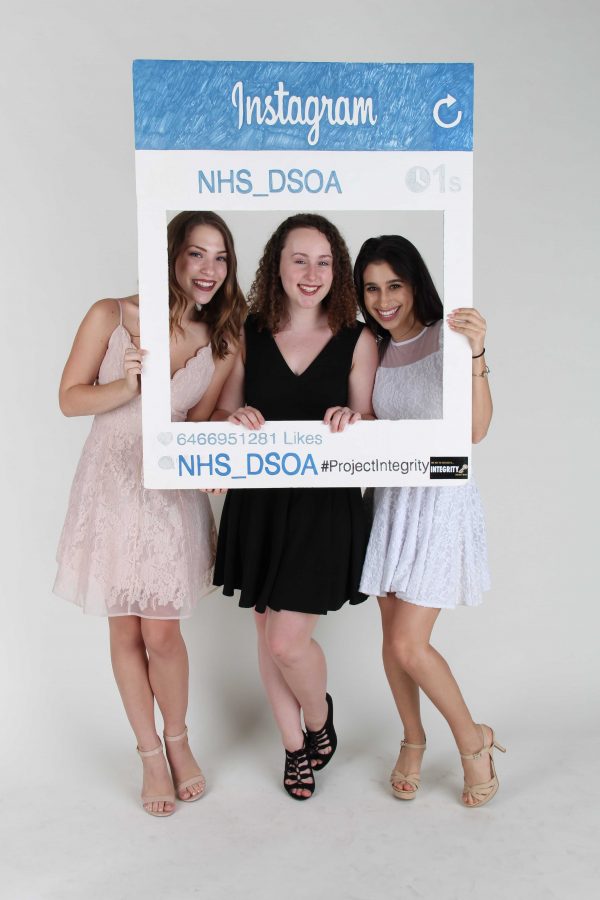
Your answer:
(433, 94), (462, 129)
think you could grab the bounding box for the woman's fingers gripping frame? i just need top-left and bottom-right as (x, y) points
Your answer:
(227, 405), (265, 430)
(323, 406), (362, 433)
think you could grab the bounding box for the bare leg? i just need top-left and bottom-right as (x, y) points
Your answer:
(141, 620), (204, 800)
(379, 595), (495, 804)
(264, 610), (328, 733)
(108, 617), (174, 814)
(255, 611), (303, 751)
(379, 597), (426, 793)
(255, 610), (328, 798)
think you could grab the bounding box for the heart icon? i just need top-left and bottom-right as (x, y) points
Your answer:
(157, 432), (173, 446)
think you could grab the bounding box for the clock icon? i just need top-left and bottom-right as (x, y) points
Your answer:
(405, 166), (430, 193)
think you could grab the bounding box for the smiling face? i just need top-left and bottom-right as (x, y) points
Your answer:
(174, 224), (228, 308)
(279, 227), (334, 312)
(362, 261), (419, 340)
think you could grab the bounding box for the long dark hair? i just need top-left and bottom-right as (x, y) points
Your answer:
(354, 234), (443, 356)
(248, 213), (358, 334)
(168, 211), (246, 358)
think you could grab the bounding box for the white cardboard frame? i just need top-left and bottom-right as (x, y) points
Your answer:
(133, 62), (473, 488)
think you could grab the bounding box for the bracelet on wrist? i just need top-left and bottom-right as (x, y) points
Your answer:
(472, 364), (490, 378)
(472, 348), (485, 359)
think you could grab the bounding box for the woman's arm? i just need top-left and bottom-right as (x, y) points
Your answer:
(324, 326), (378, 432)
(186, 344), (239, 422)
(348, 327), (378, 418)
(447, 308), (492, 444)
(210, 333), (265, 430)
(59, 299), (142, 417)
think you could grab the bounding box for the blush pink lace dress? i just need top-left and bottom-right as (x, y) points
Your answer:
(54, 304), (217, 618)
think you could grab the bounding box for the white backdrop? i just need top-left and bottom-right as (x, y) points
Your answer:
(1, 2), (598, 899)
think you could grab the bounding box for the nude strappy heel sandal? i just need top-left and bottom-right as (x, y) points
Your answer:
(460, 724), (506, 808)
(389, 738), (426, 800)
(163, 727), (206, 802)
(137, 744), (176, 817)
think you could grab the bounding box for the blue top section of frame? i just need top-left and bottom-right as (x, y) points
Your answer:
(133, 60), (473, 152)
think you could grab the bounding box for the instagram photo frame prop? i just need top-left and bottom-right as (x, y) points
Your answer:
(133, 60), (473, 488)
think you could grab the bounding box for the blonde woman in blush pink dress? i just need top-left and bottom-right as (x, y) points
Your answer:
(54, 212), (245, 816)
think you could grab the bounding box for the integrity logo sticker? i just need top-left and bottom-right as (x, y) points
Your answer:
(429, 457), (469, 479)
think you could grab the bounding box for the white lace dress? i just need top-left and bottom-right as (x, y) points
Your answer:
(53, 313), (217, 618)
(359, 321), (490, 608)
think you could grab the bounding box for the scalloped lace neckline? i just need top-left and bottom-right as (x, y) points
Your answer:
(111, 324), (212, 381)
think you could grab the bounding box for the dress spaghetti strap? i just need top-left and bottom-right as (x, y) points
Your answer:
(116, 299), (123, 326)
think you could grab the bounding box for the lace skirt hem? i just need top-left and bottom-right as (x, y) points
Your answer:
(53, 565), (216, 619)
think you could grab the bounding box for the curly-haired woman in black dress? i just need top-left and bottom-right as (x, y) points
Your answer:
(213, 214), (377, 800)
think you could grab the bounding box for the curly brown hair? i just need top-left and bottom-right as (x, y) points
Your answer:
(168, 211), (247, 358)
(248, 213), (358, 334)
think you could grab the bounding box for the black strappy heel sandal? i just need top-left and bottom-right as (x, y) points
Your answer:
(306, 693), (337, 771)
(283, 741), (315, 801)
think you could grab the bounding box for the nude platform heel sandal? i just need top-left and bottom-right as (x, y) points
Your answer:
(460, 724), (506, 808)
(137, 744), (176, 817)
(164, 727), (206, 802)
(389, 738), (426, 800)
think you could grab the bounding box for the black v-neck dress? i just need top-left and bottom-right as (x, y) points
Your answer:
(214, 314), (368, 615)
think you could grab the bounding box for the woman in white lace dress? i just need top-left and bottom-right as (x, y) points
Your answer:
(355, 235), (505, 808)
(54, 212), (246, 816)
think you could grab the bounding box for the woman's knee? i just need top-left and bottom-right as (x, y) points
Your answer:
(385, 636), (429, 674)
(141, 620), (182, 657)
(266, 629), (308, 667)
(109, 615), (144, 652)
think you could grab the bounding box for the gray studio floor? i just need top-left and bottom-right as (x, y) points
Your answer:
(2, 695), (597, 900)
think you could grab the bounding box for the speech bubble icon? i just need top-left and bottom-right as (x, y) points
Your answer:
(158, 456), (174, 470)
(157, 432), (173, 446)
